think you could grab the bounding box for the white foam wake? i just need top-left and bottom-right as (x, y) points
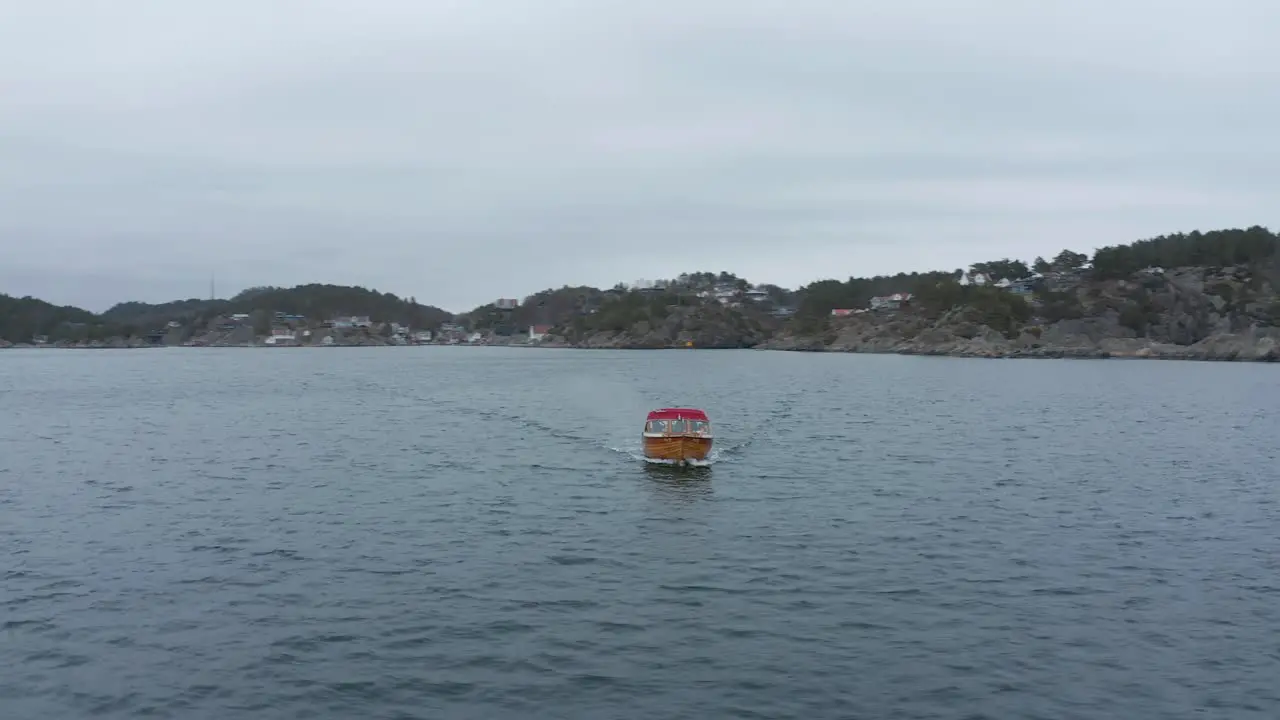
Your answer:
(607, 442), (722, 466)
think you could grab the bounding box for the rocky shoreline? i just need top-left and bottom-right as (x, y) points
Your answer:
(5, 336), (1279, 360)
(759, 329), (1280, 361)
(8, 322), (1280, 361)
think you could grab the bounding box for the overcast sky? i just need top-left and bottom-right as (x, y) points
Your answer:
(1, 1), (1276, 312)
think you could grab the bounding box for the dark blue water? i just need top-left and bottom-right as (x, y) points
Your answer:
(2, 348), (1278, 719)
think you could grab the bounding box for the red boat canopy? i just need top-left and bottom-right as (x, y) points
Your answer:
(646, 408), (709, 421)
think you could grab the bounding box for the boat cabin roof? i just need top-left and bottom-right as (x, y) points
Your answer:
(646, 408), (709, 422)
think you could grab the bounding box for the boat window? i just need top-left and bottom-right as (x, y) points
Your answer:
(668, 420), (687, 433)
(689, 420), (709, 433)
(647, 420), (668, 433)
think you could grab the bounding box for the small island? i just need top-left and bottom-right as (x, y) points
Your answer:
(3, 226), (1279, 361)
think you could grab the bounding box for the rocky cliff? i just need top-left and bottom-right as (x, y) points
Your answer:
(763, 266), (1280, 361)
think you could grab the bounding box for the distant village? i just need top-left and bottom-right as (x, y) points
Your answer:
(188, 275), (800, 348)
(180, 311), (493, 348)
(6, 263), (1130, 350)
(9, 275), (801, 349)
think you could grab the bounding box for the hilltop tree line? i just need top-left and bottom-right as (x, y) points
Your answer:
(1090, 226), (1278, 279)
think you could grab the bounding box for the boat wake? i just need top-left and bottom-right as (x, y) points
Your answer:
(425, 394), (749, 468)
(607, 440), (746, 467)
(643, 455), (714, 467)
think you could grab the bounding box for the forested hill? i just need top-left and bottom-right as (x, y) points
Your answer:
(1090, 226), (1279, 278)
(766, 225), (1280, 361)
(4, 226), (1279, 349)
(0, 284), (454, 344)
(0, 294), (108, 345)
(102, 284), (453, 330)
(787, 226), (1280, 321)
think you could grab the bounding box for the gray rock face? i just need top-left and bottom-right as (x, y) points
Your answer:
(549, 306), (773, 349)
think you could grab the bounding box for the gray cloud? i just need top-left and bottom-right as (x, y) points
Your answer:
(2, 0), (1277, 311)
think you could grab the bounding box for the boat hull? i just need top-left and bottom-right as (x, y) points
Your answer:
(642, 435), (713, 463)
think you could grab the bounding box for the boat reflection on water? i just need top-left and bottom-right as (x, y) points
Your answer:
(643, 461), (713, 480)
(642, 461), (713, 502)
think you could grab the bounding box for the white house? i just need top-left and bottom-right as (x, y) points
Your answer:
(265, 327), (296, 345)
(331, 315), (372, 329)
(870, 292), (913, 310)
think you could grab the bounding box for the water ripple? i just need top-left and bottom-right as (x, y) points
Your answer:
(1, 349), (1279, 719)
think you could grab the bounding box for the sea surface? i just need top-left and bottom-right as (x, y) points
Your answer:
(2, 347), (1278, 719)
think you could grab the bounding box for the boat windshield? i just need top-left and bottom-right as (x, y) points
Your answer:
(647, 418), (709, 433)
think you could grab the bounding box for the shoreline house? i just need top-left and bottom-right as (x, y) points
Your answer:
(437, 323), (465, 344)
(993, 273), (1041, 296)
(265, 327), (296, 346)
(869, 292), (913, 311)
(698, 286), (740, 305)
(1005, 278), (1036, 295)
(528, 324), (553, 342)
(330, 315), (373, 330)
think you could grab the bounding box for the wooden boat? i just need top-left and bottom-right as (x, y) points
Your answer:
(642, 408), (713, 465)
